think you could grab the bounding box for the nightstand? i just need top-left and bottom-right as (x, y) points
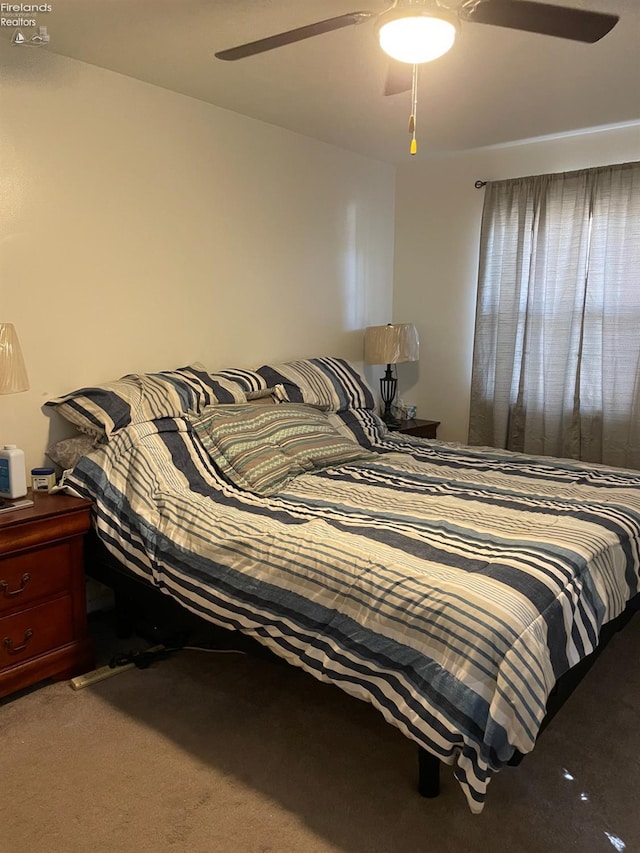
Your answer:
(0, 491), (94, 699)
(394, 418), (440, 439)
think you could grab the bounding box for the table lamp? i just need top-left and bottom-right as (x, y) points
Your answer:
(0, 323), (30, 509)
(0, 323), (29, 394)
(364, 323), (419, 426)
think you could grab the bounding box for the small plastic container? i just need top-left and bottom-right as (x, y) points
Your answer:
(31, 467), (57, 493)
(0, 445), (27, 499)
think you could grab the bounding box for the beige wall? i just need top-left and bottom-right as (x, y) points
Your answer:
(0, 43), (396, 471)
(393, 123), (640, 442)
(3, 41), (636, 471)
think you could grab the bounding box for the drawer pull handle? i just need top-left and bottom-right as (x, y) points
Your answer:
(0, 573), (31, 598)
(3, 629), (34, 655)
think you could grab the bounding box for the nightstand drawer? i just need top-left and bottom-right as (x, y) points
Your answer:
(0, 493), (94, 697)
(0, 544), (72, 615)
(0, 596), (74, 668)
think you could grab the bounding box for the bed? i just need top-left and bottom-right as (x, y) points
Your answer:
(46, 357), (640, 813)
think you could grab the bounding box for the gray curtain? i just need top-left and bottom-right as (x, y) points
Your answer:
(468, 161), (640, 469)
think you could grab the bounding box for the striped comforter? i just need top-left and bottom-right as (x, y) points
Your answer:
(66, 409), (640, 812)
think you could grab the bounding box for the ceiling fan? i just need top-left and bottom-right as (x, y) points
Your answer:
(215, 0), (619, 79)
(214, 1), (619, 152)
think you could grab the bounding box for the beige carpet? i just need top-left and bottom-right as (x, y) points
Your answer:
(2, 612), (640, 853)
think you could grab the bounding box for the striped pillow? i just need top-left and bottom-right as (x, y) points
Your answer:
(46, 364), (247, 439)
(255, 357), (375, 412)
(190, 403), (373, 496)
(212, 367), (271, 396)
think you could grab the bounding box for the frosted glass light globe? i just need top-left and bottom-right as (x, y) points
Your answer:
(378, 14), (457, 64)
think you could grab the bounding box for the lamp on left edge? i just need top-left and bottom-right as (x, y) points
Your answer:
(0, 323), (29, 394)
(0, 323), (31, 510)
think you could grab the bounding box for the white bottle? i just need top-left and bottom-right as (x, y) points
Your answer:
(0, 445), (27, 499)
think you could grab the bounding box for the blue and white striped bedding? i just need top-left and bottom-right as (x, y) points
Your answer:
(65, 408), (640, 813)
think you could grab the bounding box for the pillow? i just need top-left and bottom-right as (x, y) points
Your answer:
(255, 357), (375, 412)
(245, 387), (280, 401)
(190, 403), (373, 496)
(45, 363), (247, 439)
(46, 435), (100, 470)
(213, 367), (271, 396)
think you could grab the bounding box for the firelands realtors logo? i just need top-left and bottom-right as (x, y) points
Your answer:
(2, 3), (52, 45)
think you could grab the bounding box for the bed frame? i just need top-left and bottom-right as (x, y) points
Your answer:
(85, 531), (640, 800)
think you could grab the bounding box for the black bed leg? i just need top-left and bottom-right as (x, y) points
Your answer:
(417, 747), (441, 798)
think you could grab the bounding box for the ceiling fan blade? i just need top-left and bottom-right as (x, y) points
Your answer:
(215, 11), (374, 61)
(384, 61), (412, 96)
(460, 0), (619, 43)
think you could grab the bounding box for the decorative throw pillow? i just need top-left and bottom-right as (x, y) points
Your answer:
(46, 435), (100, 470)
(190, 403), (373, 496)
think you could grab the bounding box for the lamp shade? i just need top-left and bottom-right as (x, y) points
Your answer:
(364, 323), (419, 365)
(0, 323), (29, 394)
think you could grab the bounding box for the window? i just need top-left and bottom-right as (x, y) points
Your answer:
(468, 162), (640, 469)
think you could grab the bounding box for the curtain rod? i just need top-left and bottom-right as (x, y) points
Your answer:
(474, 162), (637, 190)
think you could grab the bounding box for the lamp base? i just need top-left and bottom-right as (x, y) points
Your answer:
(381, 411), (400, 429)
(380, 365), (398, 429)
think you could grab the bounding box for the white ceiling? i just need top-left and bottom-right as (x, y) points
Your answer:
(8, 0), (640, 163)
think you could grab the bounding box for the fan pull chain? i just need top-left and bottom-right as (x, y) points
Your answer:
(408, 63), (418, 155)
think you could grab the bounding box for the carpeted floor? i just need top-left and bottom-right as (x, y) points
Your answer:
(2, 610), (640, 853)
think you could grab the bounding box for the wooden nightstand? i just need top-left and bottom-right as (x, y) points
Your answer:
(394, 418), (440, 439)
(0, 491), (94, 699)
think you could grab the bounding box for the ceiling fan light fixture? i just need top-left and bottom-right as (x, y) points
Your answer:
(376, 9), (457, 64)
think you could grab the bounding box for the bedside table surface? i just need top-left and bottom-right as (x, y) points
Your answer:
(0, 491), (91, 529)
(396, 418), (440, 429)
(391, 418), (441, 439)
